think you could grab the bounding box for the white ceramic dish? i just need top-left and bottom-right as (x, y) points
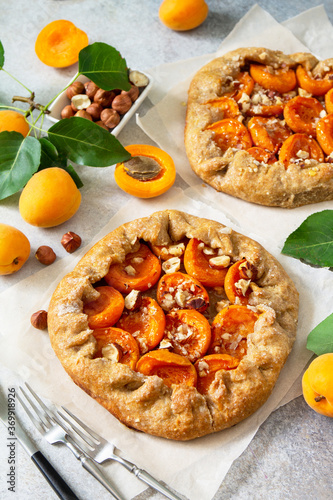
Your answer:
(47, 71), (153, 136)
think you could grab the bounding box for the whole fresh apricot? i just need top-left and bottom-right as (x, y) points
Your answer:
(19, 167), (81, 228)
(302, 353), (333, 418)
(159, 0), (208, 31)
(0, 223), (30, 275)
(0, 110), (30, 137)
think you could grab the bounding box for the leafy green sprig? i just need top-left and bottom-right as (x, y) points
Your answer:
(0, 41), (132, 200)
(282, 210), (333, 355)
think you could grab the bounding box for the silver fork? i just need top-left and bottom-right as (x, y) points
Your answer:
(55, 406), (183, 500)
(17, 384), (125, 500)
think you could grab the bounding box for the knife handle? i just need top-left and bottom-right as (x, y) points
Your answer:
(31, 451), (79, 500)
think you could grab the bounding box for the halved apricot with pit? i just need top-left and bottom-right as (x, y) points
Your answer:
(209, 305), (259, 359)
(195, 354), (240, 394)
(83, 286), (125, 329)
(296, 65), (333, 96)
(105, 243), (161, 293)
(279, 133), (324, 168)
(248, 116), (292, 152)
(284, 96), (324, 136)
(206, 118), (252, 153)
(250, 64), (296, 93)
(136, 350), (197, 388)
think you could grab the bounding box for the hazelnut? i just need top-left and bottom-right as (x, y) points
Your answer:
(85, 102), (103, 121)
(112, 94), (132, 115)
(100, 108), (120, 128)
(129, 70), (149, 88)
(31, 310), (48, 330)
(61, 232), (82, 253)
(75, 110), (93, 120)
(35, 246), (56, 265)
(94, 89), (115, 107)
(71, 94), (91, 110)
(66, 81), (85, 100)
(84, 80), (99, 99)
(61, 105), (74, 119)
(96, 120), (109, 130)
(121, 85), (140, 102)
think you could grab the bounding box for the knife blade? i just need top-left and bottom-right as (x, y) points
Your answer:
(0, 388), (79, 500)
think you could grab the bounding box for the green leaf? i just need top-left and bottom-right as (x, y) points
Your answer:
(0, 131), (41, 200)
(62, 163), (83, 189)
(0, 40), (4, 69)
(281, 210), (333, 267)
(38, 138), (83, 188)
(78, 42), (131, 91)
(307, 313), (333, 355)
(47, 117), (131, 167)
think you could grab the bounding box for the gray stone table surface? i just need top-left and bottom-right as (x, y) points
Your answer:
(0, 1), (332, 499)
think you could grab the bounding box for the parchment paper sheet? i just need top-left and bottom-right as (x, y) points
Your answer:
(1, 6), (333, 500)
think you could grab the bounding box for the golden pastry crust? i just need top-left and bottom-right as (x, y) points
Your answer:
(185, 47), (333, 208)
(48, 210), (298, 440)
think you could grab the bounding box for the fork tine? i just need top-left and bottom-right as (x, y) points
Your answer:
(18, 385), (51, 428)
(61, 407), (102, 442)
(56, 409), (96, 448)
(16, 390), (45, 433)
(24, 383), (56, 423)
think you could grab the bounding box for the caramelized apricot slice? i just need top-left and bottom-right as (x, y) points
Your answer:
(157, 272), (209, 313)
(105, 243), (161, 293)
(248, 116), (292, 152)
(325, 88), (333, 114)
(279, 133), (324, 168)
(223, 72), (255, 101)
(209, 305), (259, 358)
(117, 297), (165, 354)
(205, 97), (240, 118)
(316, 113), (333, 155)
(250, 64), (296, 93)
(83, 286), (125, 329)
(206, 118), (252, 153)
(92, 327), (140, 369)
(184, 238), (228, 288)
(296, 65), (333, 96)
(136, 350), (197, 388)
(284, 96), (324, 136)
(247, 147), (277, 164)
(150, 240), (186, 261)
(224, 259), (257, 305)
(195, 354), (240, 394)
(163, 309), (211, 363)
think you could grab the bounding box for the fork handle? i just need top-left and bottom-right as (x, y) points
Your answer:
(133, 468), (182, 500)
(31, 451), (79, 500)
(80, 456), (125, 500)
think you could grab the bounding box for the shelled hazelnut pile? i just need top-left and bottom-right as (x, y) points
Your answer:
(60, 70), (149, 130)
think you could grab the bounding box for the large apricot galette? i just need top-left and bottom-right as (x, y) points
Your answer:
(48, 210), (299, 440)
(185, 47), (333, 208)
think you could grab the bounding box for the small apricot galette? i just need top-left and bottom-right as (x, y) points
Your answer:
(185, 47), (333, 208)
(48, 210), (298, 440)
